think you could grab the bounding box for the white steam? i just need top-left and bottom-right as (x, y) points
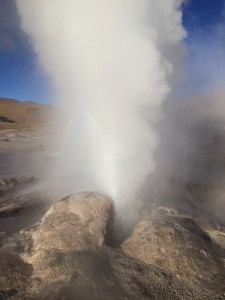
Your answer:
(16, 0), (186, 223)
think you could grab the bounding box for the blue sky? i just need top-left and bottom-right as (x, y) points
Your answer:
(0, 0), (52, 103)
(182, 0), (225, 95)
(0, 0), (225, 104)
(183, 0), (224, 30)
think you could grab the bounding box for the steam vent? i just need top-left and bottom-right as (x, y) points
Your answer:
(0, 191), (224, 299)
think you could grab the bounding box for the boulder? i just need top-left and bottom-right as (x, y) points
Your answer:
(0, 192), (113, 299)
(122, 207), (225, 295)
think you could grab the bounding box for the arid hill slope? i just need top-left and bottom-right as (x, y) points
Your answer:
(0, 97), (53, 126)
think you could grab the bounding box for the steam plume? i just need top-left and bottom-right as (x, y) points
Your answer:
(15, 0), (186, 223)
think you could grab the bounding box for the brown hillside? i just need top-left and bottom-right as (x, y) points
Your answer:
(0, 97), (53, 126)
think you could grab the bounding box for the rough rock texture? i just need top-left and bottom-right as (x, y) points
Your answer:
(0, 192), (113, 299)
(0, 193), (224, 299)
(122, 207), (225, 297)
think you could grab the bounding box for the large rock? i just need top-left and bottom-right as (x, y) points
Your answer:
(0, 192), (112, 299)
(0, 193), (224, 299)
(122, 207), (225, 296)
(27, 192), (112, 253)
(22, 192), (112, 298)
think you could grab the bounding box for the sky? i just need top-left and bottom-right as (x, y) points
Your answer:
(183, 0), (224, 30)
(0, 0), (225, 104)
(182, 0), (225, 95)
(0, 0), (52, 104)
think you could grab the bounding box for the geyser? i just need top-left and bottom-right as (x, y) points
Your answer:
(16, 0), (186, 224)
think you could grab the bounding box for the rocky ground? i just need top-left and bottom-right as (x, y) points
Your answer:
(0, 191), (225, 299)
(0, 127), (225, 299)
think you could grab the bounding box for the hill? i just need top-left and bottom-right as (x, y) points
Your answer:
(0, 97), (54, 128)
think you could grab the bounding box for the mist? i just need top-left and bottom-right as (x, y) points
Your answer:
(148, 12), (225, 223)
(15, 0), (186, 224)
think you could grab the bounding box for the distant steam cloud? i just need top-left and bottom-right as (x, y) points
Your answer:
(16, 0), (186, 224)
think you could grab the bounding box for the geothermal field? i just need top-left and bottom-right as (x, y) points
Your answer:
(1, 0), (225, 299)
(1, 96), (225, 299)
